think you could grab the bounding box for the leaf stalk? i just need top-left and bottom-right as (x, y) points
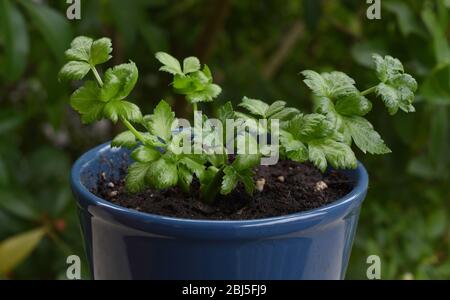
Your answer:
(361, 86), (377, 96)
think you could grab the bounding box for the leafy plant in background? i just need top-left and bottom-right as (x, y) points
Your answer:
(0, 0), (448, 279)
(0, 0), (86, 279)
(0, 0), (71, 81)
(59, 36), (417, 208)
(344, 0), (450, 279)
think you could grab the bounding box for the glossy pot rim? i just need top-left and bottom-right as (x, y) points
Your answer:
(71, 142), (368, 239)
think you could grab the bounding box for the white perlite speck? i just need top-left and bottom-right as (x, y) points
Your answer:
(256, 178), (266, 192)
(314, 181), (328, 192)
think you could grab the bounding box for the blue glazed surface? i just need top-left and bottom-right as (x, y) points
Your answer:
(71, 142), (368, 279)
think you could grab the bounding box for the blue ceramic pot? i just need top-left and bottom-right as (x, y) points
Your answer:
(71, 142), (368, 280)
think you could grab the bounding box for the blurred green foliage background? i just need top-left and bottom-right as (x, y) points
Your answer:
(0, 0), (449, 279)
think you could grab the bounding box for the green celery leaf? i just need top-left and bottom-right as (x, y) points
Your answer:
(238, 97), (270, 117)
(173, 74), (194, 93)
(207, 152), (227, 168)
(335, 92), (372, 116)
(70, 81), (104, 123)
(131, 146), (160, 163)
(178, 165), (193, 192)
(178, 157), (205, 179)
(270, 107), (301, 121)
(266, 101), (287, 117)
(65, 36), (93, 62)
(146, 100), (176, 142)
(171, 63), (222, 103)
(145, 158), (178, 189)
(142, 133), (166, 148)
(203, 65), (213, 80)
(343, 116), (391, 154)
(302, 70), (328, 97)
(309, 139), (357, 172)
(281, 113), (357, 171)
(221, 166), (238, 195)
(111, 131), (138, 148)
(308, 144), (328, 172)
(323, 72), (357, 97)
(373, 54), (404, 82)
(302, 71), (356, 99)
(303, 70), (369, 120)
(315, 97), (389, 154)
(221, 166), (255, 195)
(101, 62), (139, 101)
(232, 154), (261, 171)
(71, 80), (142, 124)
(234, 111), (255, 122)
(90, 37), (112, 65)
(64, 36), (112, 66)
(280, 130), (309, 162)
(198, 166), (216, 185)
(218, 101), (235, 124)
(183, 57), (201, 74)
(176, 155), (207, 193)
(199, 166), (223, 202)
(100, 70), (121, 101)
(186, 83), (222, 103)
(125, 162), (152, 193)
(155, 52), (183, 75)
(305, 65), (395, 154)
(239, 169), (255, 195)
(103, 100), (142, 123)
(372, 54), (417, 114)
(58, 61), (91, 81)
(287, 114), (334, 141)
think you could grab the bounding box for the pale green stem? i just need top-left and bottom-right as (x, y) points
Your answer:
(201, 165), (224, 204)
(192, 103), (198, 115)
(90, 66), (104, 87)
(121, 117), (147, 145)
(361, 86), (377, 96)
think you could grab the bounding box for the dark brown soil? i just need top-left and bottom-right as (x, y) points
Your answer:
(92, 160), (354, 220)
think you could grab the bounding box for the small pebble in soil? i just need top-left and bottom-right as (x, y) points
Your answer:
(277, 176), (285, 182)
(314, 181), (328, 192)
(256, 178), (266, 192)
